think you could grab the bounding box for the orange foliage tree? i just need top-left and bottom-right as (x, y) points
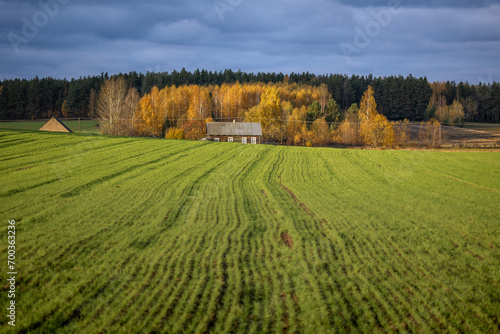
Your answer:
(101, 81), (415, 148)
(335, 104), (361, 145)
(286, 106), (307, 145)
(245, 86), (282, 141)
(187, 86), (213, 121)
(311, 118), (332, 146)
(165, 127), (184, 140)
(182, 120), (206, 140)
(359, 86), (394, 147)
(134, 87), (167, 137)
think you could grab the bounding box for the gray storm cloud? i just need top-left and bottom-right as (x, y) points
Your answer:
(0, 0), (499, 82)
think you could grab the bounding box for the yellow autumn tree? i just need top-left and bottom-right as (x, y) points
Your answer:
(359, 85), (394, 147)
(286, 106), (307, 145)
(134, 87), (169, 137)
(336, 103), (362, 145)
(245, 86), (281, 141)
(363, 113), (395, 147)
(182, 120), (206, 140)
(316, 84), (331, 114)
(211, 84), (224, 121)
(165, 127), (184, 139)
(295, 88), (312, 109)
(359, 85), (377, 122)
(135, 94), (153, 136)
(311, 118), (332, 146)
(212, 83), (238, 121)
(435, 99), (464, 125)
(170, 85), (189, 126)
(187, 85), (213, 121)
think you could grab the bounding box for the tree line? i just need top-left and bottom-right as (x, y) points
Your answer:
(94, 78), (446, 148)
(1, 69), (498, 123)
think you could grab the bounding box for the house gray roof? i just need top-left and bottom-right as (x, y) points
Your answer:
(207, 122), (262, 136)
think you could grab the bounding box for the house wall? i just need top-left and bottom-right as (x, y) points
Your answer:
(207, 135), (261, 144)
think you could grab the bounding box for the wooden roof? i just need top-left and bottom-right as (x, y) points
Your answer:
(207, 122), (262, 136)
(39, 117), (73, 133)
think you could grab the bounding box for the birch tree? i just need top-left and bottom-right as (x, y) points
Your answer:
(97, 78), (139, 136)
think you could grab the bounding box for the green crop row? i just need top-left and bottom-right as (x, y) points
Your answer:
(0, 129), (499, 333)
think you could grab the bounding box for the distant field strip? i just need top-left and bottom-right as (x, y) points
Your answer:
(0, 129), (499, 333)
(0, 120), (100, 134)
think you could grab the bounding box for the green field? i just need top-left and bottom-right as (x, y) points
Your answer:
(1, 129), (499, 333)
(0, 120), (100, 134)
(463, 122), (500, 135)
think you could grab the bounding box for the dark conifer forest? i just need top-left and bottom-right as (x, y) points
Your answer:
(1, 69), (498, 123)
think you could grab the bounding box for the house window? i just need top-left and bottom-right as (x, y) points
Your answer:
(214, 138), (220, 142)
(251, 137), (257, 144)
(228, 137), (233, 142)
(241, 137), (247, 144)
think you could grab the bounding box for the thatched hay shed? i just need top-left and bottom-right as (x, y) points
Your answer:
(39, 118), (72, 133)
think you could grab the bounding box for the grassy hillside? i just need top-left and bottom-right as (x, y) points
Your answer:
(0, 129), (499, 333)
(0, 120), (100, 134)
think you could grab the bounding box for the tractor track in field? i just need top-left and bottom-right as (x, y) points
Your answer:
(2, 130), (499, 333)
(426, 169), (500, 193)
(278, 174), (316, 219)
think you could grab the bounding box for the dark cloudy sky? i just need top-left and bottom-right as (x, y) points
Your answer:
(1, 0), (499, 83)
